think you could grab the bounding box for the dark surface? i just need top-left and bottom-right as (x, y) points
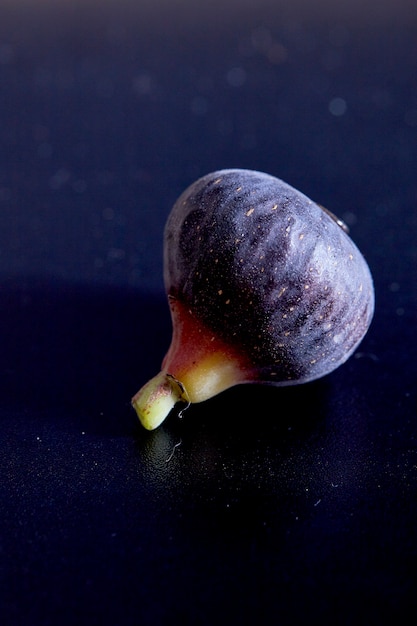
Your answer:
(1, 1), (417, 624)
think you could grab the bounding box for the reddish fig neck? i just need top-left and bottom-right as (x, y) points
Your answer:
(162, 296), (251, 404)
(132, 296), (252, 430)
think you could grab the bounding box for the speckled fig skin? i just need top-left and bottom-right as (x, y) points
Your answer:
(164, 168), (374, 386)
(132, 168), (374, 429)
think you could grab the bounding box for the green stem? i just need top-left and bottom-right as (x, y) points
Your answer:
(131, 371), (188, 430)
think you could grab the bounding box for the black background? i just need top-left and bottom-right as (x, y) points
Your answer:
(1, 1), (417, 624)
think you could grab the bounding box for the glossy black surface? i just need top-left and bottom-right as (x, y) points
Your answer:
(1, 1), (417, 624)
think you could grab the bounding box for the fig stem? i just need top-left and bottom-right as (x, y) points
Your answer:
(131, 371), (188, 430)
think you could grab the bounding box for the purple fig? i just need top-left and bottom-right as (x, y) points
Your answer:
(132, 169), (374, 429)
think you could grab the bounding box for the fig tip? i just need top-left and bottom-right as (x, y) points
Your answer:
(131, 371), (184, 430)
(131, 370), (189, 430)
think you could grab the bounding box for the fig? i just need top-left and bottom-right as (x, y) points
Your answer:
(132, 169), (374, 430)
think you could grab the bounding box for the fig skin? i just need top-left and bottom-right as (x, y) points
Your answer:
(132, 169), (374, 430)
